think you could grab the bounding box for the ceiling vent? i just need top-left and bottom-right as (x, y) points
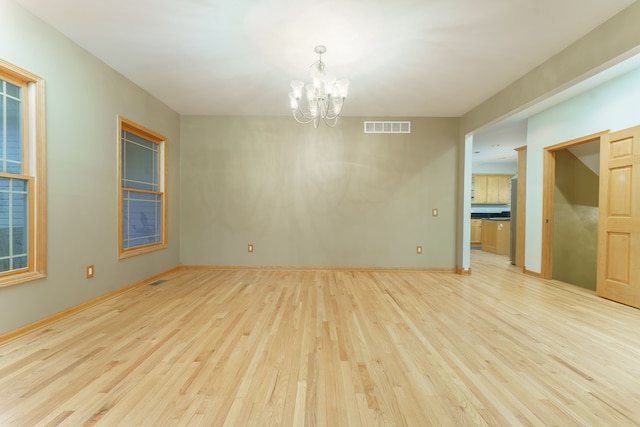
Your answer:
(364, 121), (411, 134)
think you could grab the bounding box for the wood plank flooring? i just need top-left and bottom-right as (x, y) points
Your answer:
(1, 251), (640, 426)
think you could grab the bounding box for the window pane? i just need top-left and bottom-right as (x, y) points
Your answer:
(0, 92), (3, 167)
(12, 184), (28, 256)
(1, 79), (22, 175)
(123, 190), (162, 249)
(5, 81), (20, 98)
(6, 97), (22, 162)
(12, 255), (27, 269)
(122, 131), (158, 191)
(0, 177), (29, 273)
(0, 185), (9, 262)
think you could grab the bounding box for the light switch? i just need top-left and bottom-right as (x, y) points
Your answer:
(432, 208), (438, 217)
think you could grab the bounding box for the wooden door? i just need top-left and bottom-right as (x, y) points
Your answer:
(596, 126), (640, 308)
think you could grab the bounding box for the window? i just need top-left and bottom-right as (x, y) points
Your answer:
(0, 60), (46, 288)
(118, 117), (167, 258)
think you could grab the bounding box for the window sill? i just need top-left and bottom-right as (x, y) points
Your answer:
(0, 271), (46, 289)
(119, 243), (168, 260)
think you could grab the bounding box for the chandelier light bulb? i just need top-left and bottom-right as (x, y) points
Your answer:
(290, 80), (304, 99)
(289, 45), (349, 128)
(289, 93), (298, 109)
(336, 79), (350, 98)
(306, 84), (316, 102)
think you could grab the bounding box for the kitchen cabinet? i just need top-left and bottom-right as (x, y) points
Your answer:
(472, 175), (487, 204)
(470, 219), (483, 245)
(498, 175), (511, 204)
(472, 174), (511, 204)
(481, 219), (511, 255)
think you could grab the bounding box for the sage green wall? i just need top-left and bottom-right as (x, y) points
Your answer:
(0, 0), (181, 334)
(552, 150), (599, 290)
(180, 116), (459, 268)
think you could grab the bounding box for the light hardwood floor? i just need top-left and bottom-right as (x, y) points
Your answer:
(1, 251), (640, 426)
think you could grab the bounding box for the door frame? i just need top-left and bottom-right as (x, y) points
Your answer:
(540, 131), (607, 279)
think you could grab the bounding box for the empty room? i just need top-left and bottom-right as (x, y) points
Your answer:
(1, 0), (640, 425)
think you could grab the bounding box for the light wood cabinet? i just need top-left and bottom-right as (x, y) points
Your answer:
(470, 219), (483, 245)
(481, 219), (511, 255)
(497, 175), (511, 204)
(472, 174), (511, 204)
(472, 175), (488, 204)
(486, 175), (500, 204)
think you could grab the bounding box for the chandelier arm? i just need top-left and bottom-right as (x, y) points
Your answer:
(321, 97), (345, 121)
(292, 110), (313, 124)
(318, 99), (327, 119)
(292, 107), (318, 124)
(321, 115), (339, 128)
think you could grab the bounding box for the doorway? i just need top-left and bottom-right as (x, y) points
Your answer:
(541, 132), (605, 283)
(551, 144), (600, 290)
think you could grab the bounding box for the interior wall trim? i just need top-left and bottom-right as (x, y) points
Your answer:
(177, 265), (457, 274)
(455, 267), (472, 275)
(523, 268), (543, 278)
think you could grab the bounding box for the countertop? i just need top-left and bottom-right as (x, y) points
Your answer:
(471, 212), (510, 220)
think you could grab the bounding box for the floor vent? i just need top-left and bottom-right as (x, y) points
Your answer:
(149, 279), (167, 286)
(364, 121), (411, 134)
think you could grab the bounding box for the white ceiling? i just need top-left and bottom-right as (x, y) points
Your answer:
(14, 0), (636, 119)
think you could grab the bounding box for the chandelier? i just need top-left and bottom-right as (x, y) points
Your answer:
(289, 45), (350, 128)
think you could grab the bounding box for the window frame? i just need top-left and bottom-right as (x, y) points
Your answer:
(117, 116), (168, 259)
(0, 59), (46, 288)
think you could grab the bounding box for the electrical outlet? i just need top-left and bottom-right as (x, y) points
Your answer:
(86, 265), (94, 278)
(248, 244), (254, 253)
(416, 246), (423, 254)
